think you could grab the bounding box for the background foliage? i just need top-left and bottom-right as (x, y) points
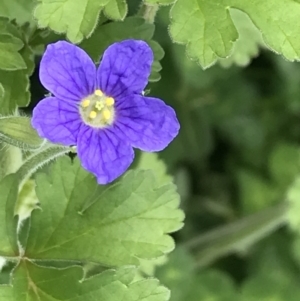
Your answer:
(1, 0), (300, 300)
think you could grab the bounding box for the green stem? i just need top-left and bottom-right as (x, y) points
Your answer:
(184, 202), (289, 268)
(138, 3), (159, 23)
(16, 145), (71, 187)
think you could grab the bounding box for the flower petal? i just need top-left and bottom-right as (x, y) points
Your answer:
(39, 41), (96, 101)
(77, 127), (134, 184)
(114, 94), (180, 152)
(97, 40), (153, 98)
(32, 97), (82, 145)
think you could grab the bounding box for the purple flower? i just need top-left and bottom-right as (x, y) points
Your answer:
(32, 40), (179, 184)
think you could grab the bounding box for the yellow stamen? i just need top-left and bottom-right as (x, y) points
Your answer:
(81, 99), (90, 108)
(102, 109), (111, 121)
(95, 101), (104, 111)
(105, 97), (115, 107)
(89, 111), (97, 119)
(94, 89), (103, 97)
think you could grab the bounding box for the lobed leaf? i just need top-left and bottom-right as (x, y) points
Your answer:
(0, 34), (26, 71)
(26, 157), (184, 266)
(103, 0), (128, 20)
(169, 0), (300, 69)
(3, 261), (170, 301)
(0, 19), (34, 114)
(80, 16), (164, 82)
(34, 0), (111, 43)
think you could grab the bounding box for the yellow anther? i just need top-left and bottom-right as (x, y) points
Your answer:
(94, 89), (103, 97)
(102, 109), (111, 121)
(81, 99), (90, 108)
(89, 111), (97, 119)
(105, 97), (115, 107)
(95, 101), (104, 111)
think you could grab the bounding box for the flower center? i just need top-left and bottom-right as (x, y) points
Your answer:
(79, 89), (115, 128)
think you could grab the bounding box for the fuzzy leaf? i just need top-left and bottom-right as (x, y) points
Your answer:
(137, 152), (172, 186)
(26, 157), (184, 266)
(34, 0), (111, 43)
(0, 0), (35, 25)
(170, 0), (300, 68)
(80, 16), (164, 82)
(2, 262), (170, 301)
(144, 0), (175, 5)
(219, 9), (264, 68)
(0, 174), (19, 256)
(0, 34), (26, 71)
(0, 20), (34, 114)
(104, 0), (128, 20)
(0, 116), (44, 150)
(0, 69), (30, 114)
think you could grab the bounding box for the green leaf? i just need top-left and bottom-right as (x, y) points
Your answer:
(104, 0), (128, 20)
(188, 270), (238, 301)
(0, 174), (19, 256)
(169, 1), (238, 69)
(237, 169), (278, 214)
(170, 0), (300, 68)
(287, 177), (300, 233)
(241, 272), (300, 301)
(0, 144), (23, 181)
(269, 143), (299, 188)
(0, 69), (30, 114)
(15, 145), (72, 187)
(156, 247), (195, 301)
(0, 19), (34, 114)
(0, 0), (35, 25)
(0, 34), (26, 71)
(137, 152), (172, 186)
(0, 259), (18, 285)
(26, 157), (184, 266)
(3, 261), (170, 301)
(0, 116), (45, 150)
(34, 0), (111, 43)
(219, 9), (264, 68)
(144, 0), (175, 5)
(80, 16), (164, 82)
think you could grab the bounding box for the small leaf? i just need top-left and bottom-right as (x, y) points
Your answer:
(0, 19), (34, 114)
(104, 0), (128, 20)
(26, 157), (184, 266)
(0, 0), (35, 25)
(156, 247), (195, 301)
(34, 0), (111, 43)
(237, 169), (279, 214)
(0, 174), (19, 256)
(0, 143), (23, 181)
(219, 9), (264, 68)
(144, 0), (175, 4)
(269, 143), (299, 188)
(287, 177), (300, 234)
(80, 17), (164, 82)
(189, 270), (238, 301)
(0, 69), (30, 114)
(0, 34), (26, 71)
(0, 116), (45, 150)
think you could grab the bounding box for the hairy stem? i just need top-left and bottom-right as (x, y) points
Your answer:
(184, 201), (289, 268)
(16, 145), (72, 188)
(138, 3), (159, 23)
